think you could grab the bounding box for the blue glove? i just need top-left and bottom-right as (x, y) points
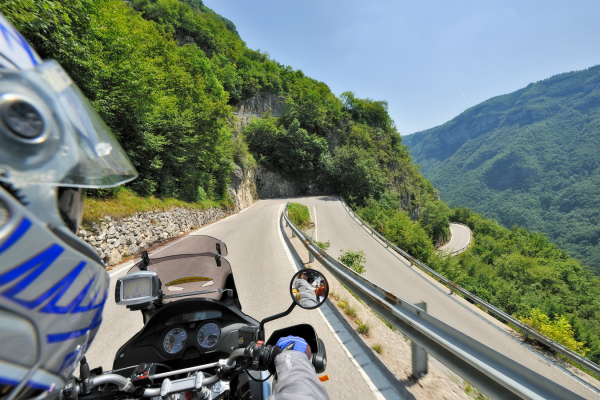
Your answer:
(275, 335), (312, 359)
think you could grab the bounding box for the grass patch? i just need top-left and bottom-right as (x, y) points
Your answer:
(464, 382), (488, 399)
(83, 187), (229, 225)
(357, 322), (370, 335)
(337, 300), (347, 309)
(314, 239), (331, 251)
(330, 291), (340, 301)
(344, 305), (357, 318)
(373, 344), (383, 354)
(288, 203), (311, 230)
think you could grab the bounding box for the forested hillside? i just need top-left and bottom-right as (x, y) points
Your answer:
(404, 66), (600, 274)
(2, 0), (439, 224)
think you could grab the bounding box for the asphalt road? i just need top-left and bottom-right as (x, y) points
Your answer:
(438, 223), (471, 254)
(86, 200), (376, 400)
(295, 196), (600, 399)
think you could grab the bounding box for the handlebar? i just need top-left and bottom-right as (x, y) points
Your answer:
(69, 334), (324, 400)
(69, 348), (250, 400)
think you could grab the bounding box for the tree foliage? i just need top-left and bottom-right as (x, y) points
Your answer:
(338, 249), (366, 274)
(518, 309), (589, 356)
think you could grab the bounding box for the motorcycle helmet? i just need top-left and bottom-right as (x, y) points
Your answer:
(0, 13), (137, 400)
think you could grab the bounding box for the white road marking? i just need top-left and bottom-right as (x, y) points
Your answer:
(313, 205), (318, 242)
(276, 204), (386, 400)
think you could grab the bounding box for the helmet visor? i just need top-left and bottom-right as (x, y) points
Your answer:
(38, 61), (138, 188)
(0, 60), (137, 188)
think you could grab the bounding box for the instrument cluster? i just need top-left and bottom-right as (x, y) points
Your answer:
(161, 321), (222, 355)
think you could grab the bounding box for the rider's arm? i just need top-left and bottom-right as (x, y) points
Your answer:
(269, 351), (330, 400)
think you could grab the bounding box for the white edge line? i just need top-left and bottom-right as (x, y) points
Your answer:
(276, 204), (384, 400)
(313, 205), (318, 242)
(109, 202), (258, 277)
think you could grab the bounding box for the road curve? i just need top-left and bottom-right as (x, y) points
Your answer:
(86, 200), (376, 400)
(438, 223), (471, 255)
(294, 196), (600, 399)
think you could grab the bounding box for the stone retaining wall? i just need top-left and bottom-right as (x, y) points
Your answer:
(78, 207), (227, 267)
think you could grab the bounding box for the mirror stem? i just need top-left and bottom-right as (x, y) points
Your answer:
(258, 303), (297, 341)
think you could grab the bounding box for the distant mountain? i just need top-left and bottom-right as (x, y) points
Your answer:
(404, 65), (600, 274)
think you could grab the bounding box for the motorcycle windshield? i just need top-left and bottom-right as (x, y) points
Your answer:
(127, 253), (232, 303)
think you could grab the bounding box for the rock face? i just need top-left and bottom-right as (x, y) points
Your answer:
(236, 92), (286, 116)
(254, 166), (308, 198)
(230, 92), (286, 136)
(79, 207), (228, 267)
(228, 165), (254, 210)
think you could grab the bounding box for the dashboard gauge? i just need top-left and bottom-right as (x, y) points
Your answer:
(197, 322), (220, 348)
(163, 327), (187, 354)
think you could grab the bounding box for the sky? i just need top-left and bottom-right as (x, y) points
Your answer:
(203, 0), (600, 136)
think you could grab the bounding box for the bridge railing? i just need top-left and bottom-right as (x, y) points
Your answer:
(283, 203), (584, 399)
(337, 196), (600, 379)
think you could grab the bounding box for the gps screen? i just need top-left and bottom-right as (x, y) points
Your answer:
(123, 277), (152, 300)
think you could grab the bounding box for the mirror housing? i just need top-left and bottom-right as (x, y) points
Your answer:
(290, 269), (329, 309)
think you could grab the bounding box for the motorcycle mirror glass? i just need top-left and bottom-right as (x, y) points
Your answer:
(290, 269), (329, 309)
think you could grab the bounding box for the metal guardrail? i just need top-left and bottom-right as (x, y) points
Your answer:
(283, 205), (583, 399)
(338, 197), (600, 379)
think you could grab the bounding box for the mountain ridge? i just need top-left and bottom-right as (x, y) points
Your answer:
(404, 64), (600, 274)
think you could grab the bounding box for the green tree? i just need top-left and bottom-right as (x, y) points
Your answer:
(419, 200), (451, 243)
(326, 146), (387, 204)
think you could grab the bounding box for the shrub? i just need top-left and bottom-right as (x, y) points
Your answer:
(315, 240), (331, 251)
(339, 249), (366, 274)
(518, 308), (589, 356)
(344, 306), (357, 318)
(357, 322), (370, 335)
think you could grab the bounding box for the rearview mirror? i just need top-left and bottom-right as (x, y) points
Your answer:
(290, 269), (329, 309)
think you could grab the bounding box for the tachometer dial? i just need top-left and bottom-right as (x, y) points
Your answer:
(197, 322), (220, 348)
(163, 327), (187, 354)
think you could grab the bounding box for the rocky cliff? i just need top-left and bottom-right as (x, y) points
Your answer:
(231, 92), (286, 135)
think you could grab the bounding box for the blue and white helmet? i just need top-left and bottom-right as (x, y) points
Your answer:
(0, 14), (137, 400)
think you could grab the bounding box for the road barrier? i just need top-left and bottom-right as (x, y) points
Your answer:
(338, 197), (600, 380)
(283, 204), (583, 399)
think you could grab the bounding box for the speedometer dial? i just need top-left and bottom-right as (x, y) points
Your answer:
(163, 327), (187, 354)
(197, 322), (220, 348)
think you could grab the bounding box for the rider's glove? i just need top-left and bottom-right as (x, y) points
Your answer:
(268, 336), (312, 374)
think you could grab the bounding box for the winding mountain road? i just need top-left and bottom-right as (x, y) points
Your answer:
(86, 200), (380, 400)
(86, 197), (600, 399)
(438, 223), (471, 255)
(296, 196), (599, 399)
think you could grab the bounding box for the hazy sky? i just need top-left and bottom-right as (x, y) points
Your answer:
(203, 0), (600, 135)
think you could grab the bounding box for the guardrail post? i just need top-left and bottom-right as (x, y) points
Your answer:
(309, 237), (315, 263)
(291, 229), (295, 237)
(411, 302), (428, 378)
